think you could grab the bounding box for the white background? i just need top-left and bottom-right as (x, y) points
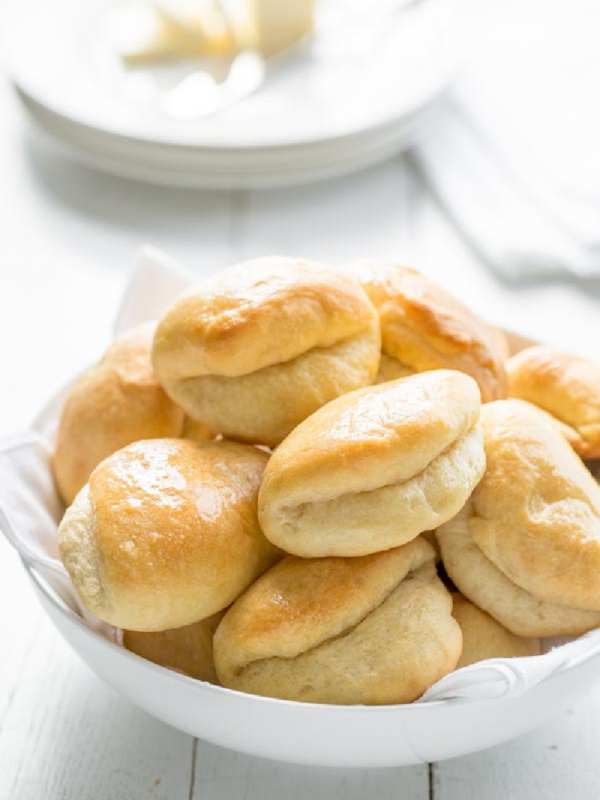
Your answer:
(1, 0), (600, 793)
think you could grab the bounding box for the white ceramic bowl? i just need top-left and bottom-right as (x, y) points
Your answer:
(8, 259), (599, 771)
(25, 563), (600, 767)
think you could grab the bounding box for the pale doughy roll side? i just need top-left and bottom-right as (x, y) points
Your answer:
(346, 260), (507, 401)
(123, 611), (224, 683)
(152, 257), (381, 447)
(53, 323), (185, 505)
(421, 530), (441, 563)
(452, 594), (541, 668)
(213, 537), (462, 704)
(507, 345), (600, 458)
(258, 370), (486, 557)
(58, 438), (281, 631)
(472, 400), (600, 610)
(437, 502), (600, 637)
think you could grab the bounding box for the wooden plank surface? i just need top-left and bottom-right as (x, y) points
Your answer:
(192, 744), (428, 800)
(433, 687), (600, 800)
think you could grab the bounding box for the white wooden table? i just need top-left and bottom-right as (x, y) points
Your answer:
(1, 71), (600, 798)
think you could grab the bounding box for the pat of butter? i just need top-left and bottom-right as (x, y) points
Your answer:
(245, 0), (315, 57)
(118, 0), (315, 67)
(120, 2), (235, 66)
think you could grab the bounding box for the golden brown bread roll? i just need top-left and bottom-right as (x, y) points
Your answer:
(507, 399), (587, 447)
(437, 502), (600, 636)
(452, 594), (541, 668)
(181, 416), (214, 440)
(507, 345), (600, 458)
(123, 611), (224, 682)
(52, 324), (185, 505)
(58, 438), (281, 631)
(151, 257), (381, 447)
(470, 399), (600, 610)
(487, 324), (511, 362)
(258, 370), (486, 557)
(213, 537), (462, 704)
(346, 260), (507, 401)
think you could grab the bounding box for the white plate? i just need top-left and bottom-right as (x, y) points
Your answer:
(21, 86), (441, 187)
(7, 0), (459, 147)
(7, 0), (460, 186)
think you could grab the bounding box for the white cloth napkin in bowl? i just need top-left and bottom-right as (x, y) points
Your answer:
(2, 246), (600, 703)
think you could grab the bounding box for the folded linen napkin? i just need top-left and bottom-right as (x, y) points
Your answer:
(413, 0), (600, 281)
(2, 246), (600, 702)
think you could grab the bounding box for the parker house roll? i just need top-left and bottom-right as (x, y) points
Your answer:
(472, 400), (600, 609)
(53, 323), (185, 505)
(346, 260), (507, 401)
(123, 611), (224, 683)
(58, 438), (280, 631)
(507, 345), (600, 458)
(258, 370), (486, 557)
(151, 256), (381, 447)
(452, 595), (541, 669)
(437, 400), (600, 636)
(437, 503), (600, 637)
(213, 537), (462, 704)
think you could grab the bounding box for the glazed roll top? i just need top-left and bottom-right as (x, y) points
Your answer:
(472, 399), (600, 610)
(151, 256), (381, 446)
(452, 595), (541, 668)
(213, 537), (462, 704)
(258, 370), (486, 557)
(507, 345), (600, 458)
(58, 438), (281, 631)
(347, 260), (507, 401)
(53, 323), (185, 504)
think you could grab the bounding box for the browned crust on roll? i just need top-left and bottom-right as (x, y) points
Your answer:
(52, 323), (185, 505)
(214, 537), (462, 704)
(58, 438), (281, 631)
(151, 257), (381, 446)
(123, 611), (225, 682)
(258, 370), (485, 556)
(347, 260), (507, 401)
(153, 257), (379, 380)
(507, 345), (600, 458)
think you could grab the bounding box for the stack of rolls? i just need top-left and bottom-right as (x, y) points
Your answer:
(54, 256), (600, 705)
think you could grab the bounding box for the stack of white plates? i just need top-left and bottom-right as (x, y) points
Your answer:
(7, 0), (462, 188)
